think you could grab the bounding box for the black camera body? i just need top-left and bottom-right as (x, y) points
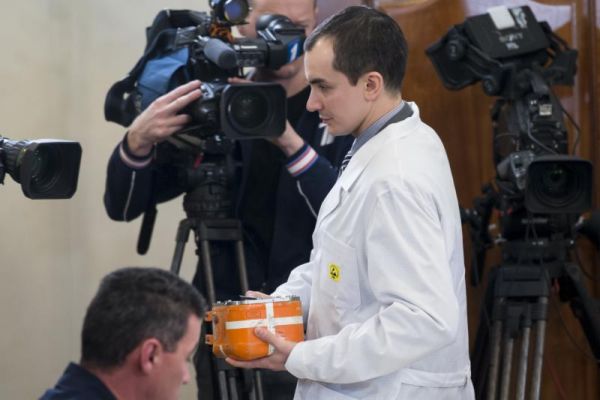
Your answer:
(427, 5), (592, 241)
(104, 0), (308, 235)
(105, 1), (305, 146)
(426, 6), (577, 99)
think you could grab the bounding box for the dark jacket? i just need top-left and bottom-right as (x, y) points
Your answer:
(104, 103), (352, 300)
(39, 363), (116, 400)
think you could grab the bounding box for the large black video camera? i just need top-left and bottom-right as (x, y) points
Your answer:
(104, 0), (308, 253)
(428, 9), (600, 394)
(105, 0), (305, 148)
(427, 5), (592, 244)
(0, 136), (81, 199)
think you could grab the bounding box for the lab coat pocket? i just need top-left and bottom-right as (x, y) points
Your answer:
(296, 381), (359, 400)
(396, 367), (473, 400)
(318, 231), (361, 312)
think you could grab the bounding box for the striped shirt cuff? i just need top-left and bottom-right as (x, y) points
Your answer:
(286, 144), (319, 177)
(119, 132), (153, 169)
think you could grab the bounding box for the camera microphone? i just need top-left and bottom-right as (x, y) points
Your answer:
(203, 38), (238, 70)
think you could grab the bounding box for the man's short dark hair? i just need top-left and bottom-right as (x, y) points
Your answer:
(81, 267), (206, 369)
(304, 6), (408, 93)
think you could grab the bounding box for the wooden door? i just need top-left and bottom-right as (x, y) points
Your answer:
(373, 1), (600, 399)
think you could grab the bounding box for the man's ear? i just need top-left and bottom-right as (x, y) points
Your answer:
(363, 72), (384, 102)
(139, 338), (162, 374)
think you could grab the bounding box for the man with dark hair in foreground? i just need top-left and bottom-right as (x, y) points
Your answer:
(40, 267), (206, 400)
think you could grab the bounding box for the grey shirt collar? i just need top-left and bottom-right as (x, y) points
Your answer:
(350, 101), (408, 155)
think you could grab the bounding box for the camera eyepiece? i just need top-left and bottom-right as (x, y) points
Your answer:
(210, 0), (249, 24)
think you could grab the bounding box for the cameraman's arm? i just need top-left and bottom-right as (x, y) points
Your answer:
(271, 121), (305, 157)
(104, 81), (202, 221)
(280, 123), (345, 217)
(104, 137), (186, 221)
(127, 80), (202, 156)
(104, 138), (155, 221)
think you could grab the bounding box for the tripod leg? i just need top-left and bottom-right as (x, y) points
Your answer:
(228, 371), (239, 400)
(199, 239), (218, 305)
(197, 235), (239, 400)
(197, 220), (267, 400)
(499, 333), (515, 400)
(529, 297), (548, 400)
(171, 219), (194, 275)
(235, 238), (262, 400)
(234, 237), (265, 400)
(486, 301), (504, 400)
(564, 263), (600, 363)
(515, 325), (531, 400)
(253, 370), (264, 400)
(217, 372), (230, 400)
(235, 240), (249, 294)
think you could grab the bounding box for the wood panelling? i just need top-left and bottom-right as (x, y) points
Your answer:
(377, 1), (600, 398)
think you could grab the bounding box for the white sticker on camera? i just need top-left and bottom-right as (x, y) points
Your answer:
(488, 6), (515, 30)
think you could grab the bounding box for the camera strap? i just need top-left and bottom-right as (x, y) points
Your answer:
(137, 200), (157, 255)
(137, 162), (159, 255)
(104, 9), (204, 127)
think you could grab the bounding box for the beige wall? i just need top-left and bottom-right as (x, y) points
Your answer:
(0, 1), (363, 398)
(0, 1), (207, 398)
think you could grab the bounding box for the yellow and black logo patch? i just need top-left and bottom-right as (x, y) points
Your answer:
(328, 263), (341, 282)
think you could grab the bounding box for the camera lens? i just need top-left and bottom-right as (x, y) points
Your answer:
(534, 162), (580, 208)
(221, 83), (286, 139)
(228, 89), (269, 131)
(1, 137), (81, 199)
(29, 146), (60, 192)
(541, 164), (569, 195)
(525, 156), (592, 214)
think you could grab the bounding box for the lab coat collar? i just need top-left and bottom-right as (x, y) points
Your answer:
(339, 102), (420, 192)
(317, 102), (421, 225)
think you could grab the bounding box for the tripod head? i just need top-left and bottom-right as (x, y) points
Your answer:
(163, 132), (237, 219)
(134, 131), (239, 254)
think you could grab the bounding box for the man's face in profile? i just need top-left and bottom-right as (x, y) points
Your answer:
(238, 0), (317, 80)
(305, 37), (371, 136)
(147, 315), (201, 400)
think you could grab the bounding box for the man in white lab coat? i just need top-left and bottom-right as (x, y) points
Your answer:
(228, 6), (475, 399)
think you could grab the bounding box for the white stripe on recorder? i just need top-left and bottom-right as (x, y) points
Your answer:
(224, 316), (303, 330)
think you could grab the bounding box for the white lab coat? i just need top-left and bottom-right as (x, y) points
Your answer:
(273, 103), (475, 399)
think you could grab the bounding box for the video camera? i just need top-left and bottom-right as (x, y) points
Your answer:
(427, 5), (592, 245)
(0, 136), (81, 199)
(104, 0), (309, 252)
(428, 8), (600, 395)
(105, 0), (306, 149)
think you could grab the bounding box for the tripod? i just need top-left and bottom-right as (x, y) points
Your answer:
(471, 239), (600, 400)
(169, 175), (265, 400)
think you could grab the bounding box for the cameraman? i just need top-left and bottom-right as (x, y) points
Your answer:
(103, 0), (352, 398)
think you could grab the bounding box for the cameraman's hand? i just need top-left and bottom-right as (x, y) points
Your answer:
(127, 80), (202, 157)
(271, 121), (304, 157)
